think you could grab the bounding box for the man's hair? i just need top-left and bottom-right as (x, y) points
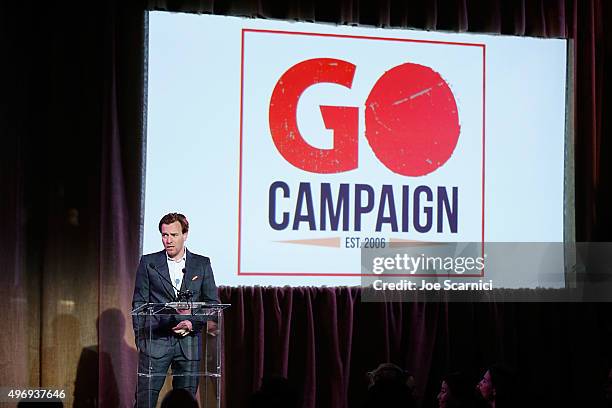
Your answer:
(368, 363), (408, 386)
(158, 213), (189, 234)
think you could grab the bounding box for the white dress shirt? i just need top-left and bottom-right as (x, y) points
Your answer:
(166, 248), (186, 296)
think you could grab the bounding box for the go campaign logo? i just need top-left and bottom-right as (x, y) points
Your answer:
(268, 58), (460, 177)
(238, 28), (485, 276)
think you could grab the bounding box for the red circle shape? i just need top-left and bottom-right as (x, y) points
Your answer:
(365, 63), (460, 177)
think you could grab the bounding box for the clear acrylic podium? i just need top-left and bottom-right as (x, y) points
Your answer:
(131, 302), (230, 408)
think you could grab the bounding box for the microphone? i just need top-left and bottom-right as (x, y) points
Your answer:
(178, 267), (193, 302)
(149, 263), (180, 298)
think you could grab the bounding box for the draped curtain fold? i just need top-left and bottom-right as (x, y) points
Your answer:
(1, 0), (610, 407)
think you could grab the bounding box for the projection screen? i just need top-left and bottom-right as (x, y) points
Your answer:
(143, 12), (568, 288)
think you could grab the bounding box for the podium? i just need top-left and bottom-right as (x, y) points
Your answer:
(131, 302), (230, 408)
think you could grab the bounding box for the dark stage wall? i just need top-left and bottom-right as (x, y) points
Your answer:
(1, 1), (612, 407)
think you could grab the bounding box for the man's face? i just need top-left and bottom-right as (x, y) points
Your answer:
(161, 221), (188, 260)
(437, 380), (449, 408)
(477, 370), (494, 401)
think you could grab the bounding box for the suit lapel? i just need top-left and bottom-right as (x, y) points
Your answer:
(155, 251), (177, 301)
(181, 249), (197, 293)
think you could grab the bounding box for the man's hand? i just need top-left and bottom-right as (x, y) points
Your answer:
(172, 320), (193, 336)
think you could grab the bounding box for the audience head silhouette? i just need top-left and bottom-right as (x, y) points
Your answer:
(160, 388), (198, 408)
(249, 375), (299, 408)
(438, 371), (483, 408)
(477, 365), (516, 407)
(364, 363), (416, 408)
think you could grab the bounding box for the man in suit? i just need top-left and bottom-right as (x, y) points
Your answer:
(132, 212), (218, 408)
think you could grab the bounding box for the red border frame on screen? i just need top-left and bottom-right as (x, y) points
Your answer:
(237, 28), (486, 278)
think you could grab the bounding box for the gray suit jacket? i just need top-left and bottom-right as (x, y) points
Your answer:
(132, 249), (219, 360)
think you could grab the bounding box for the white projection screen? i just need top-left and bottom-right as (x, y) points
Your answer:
(143, 12), (569, 288)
